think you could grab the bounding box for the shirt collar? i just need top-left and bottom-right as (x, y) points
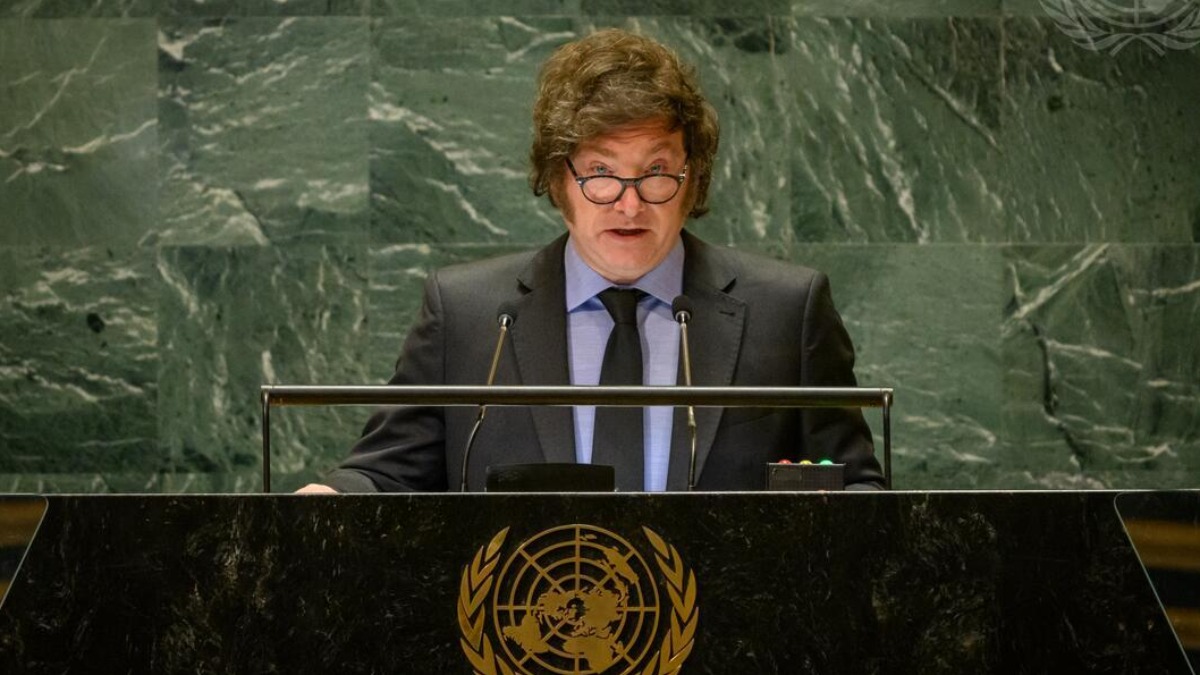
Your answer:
(564, 235), (685, 311)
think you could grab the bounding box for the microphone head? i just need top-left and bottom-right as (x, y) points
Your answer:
(497, 300), (519, 328)
(671, 294), (694, 324)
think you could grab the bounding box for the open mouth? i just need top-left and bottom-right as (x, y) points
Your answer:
(609, 228), (647, 237)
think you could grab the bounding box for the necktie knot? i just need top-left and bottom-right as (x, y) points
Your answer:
(598, 288), (642, 326)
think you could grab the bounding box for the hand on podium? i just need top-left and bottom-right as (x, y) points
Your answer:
(295, 483), (338, 494)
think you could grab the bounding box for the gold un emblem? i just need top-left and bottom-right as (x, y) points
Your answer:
(458, 525), (699, 675)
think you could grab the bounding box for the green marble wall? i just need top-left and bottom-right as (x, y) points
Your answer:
(0, 1), (1197, 492)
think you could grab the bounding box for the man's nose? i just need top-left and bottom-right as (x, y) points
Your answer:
(613, 183), (644, 216)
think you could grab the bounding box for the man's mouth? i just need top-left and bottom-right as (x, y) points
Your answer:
(608, 227), (647, 237)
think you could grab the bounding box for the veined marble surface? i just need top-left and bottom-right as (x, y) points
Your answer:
(0, 247), (157, 476)
(156, 245), (370, 491)
(0, 19), (157, 247)
(155, 17), (369, 246)
(0, 8), (1197, 492)
(1001, 245), (1200, 489)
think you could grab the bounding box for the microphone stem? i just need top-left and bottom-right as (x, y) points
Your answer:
(460, 415), (485, 492)
(462, 321), (510, 492)
(484, 324), (510, 394)
(680, 319), (698, 491)
(478, 323), (510, 425)
(679, 321), (692, 387)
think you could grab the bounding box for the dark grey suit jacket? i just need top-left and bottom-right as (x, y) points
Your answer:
(325, 231), (884, 492)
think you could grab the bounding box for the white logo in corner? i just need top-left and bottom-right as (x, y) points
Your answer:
(1040, 0), (1200, 55)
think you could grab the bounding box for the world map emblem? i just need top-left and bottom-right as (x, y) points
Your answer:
(458, 525), (698, 675)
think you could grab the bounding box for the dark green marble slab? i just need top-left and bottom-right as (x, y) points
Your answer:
(0, 19), (157, 247)
(580, 0), (790, 15)
(0, 0), (154, 17)
(1001, 244), (1200, 489)
(0, 247), (158, 473)
(0, 469), (267, 494)
(157, 470), (262, 491)
(155, 245), (369, 481)
(999, 19), (1200, 244)
(785, 17), (1007, 243)
(0, 474), (103, 493)
(161, 0), (368, 16)
(368, 17), (573, 245)
(1003, 0), (1052, 15)
(791, 244), (1005, 488)
(0, 471), (263, 493)
(155, 17), (369, 246)
(784, 16), (1200, 244)
(364, 243), (437, 374)
(794, 0), (1002, 16)
(373, 0), (580, 15)
(365, 243), (531, 371)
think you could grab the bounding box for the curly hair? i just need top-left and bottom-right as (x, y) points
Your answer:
(529, 28), (720, 219)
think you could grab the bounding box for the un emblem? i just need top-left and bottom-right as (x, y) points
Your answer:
(458, 525), (698, 675)
(1040, 0), (1200, 55)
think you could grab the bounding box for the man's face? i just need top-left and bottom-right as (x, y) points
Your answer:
(560, 121), (689, 285)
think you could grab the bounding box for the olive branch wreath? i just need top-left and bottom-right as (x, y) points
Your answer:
(456, 526), (699, 675)
(1040, 0), (1200, 55)
(639, 527), (699, 675)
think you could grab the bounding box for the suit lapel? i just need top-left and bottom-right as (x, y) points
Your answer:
(666, 232), (746, 490)
(510, 234), (577, 464)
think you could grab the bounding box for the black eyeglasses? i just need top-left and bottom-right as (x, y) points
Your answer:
(565, 158), (687, 205)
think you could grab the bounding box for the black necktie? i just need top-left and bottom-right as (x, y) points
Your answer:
(592, 288), (645, 491)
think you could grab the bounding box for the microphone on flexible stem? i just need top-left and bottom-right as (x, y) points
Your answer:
(460, 301), (518, 492)
(671, 295), (699, 491)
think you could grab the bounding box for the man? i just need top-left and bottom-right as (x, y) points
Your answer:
(299, 28), (883, 494)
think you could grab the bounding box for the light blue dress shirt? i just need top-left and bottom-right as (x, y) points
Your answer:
(564, 237), (683, 492)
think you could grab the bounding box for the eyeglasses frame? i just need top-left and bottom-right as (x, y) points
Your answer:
(565, 157), (688, 205)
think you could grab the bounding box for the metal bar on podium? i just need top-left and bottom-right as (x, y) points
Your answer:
(260, 385), (894, 493)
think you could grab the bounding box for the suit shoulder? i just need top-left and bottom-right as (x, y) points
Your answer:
(434, 248), (540, 289)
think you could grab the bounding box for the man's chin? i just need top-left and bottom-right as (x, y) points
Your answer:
(593, 258), (657, 285)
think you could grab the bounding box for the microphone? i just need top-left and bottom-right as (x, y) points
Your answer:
(460, 301), (518, 492)
(671, 295), (699, 491)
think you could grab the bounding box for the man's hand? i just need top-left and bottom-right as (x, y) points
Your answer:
(295, 483), (338, 494)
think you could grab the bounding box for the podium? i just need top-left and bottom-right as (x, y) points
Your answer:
(0, 492), (1191, 673)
